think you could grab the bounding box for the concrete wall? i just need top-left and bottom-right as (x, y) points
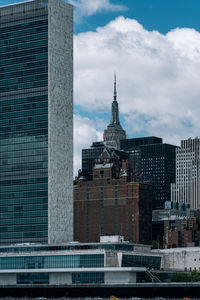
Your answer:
(105, 271), (136, 284)
(158, 248), (200, 271)
(49, 272), (71, 285)
(48, 0), (73, 244)
(105, 252), (119, 267)
(0, 273), (16, 285)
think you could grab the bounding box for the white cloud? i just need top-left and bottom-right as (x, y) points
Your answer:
(68, 0), (127, 22)
(73, 17), (200, 174)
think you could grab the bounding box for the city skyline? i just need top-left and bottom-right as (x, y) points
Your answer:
(3, 0), (200, 175)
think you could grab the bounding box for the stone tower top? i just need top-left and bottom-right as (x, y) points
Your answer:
(103, 74), (126, 150)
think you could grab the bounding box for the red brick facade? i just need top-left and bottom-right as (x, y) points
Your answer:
(165, 217), (200, 248)
(74, 149), (152, 245)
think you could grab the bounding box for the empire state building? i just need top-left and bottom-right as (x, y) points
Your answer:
(103, 74), (126, 149)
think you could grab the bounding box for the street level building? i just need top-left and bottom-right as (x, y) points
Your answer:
(171, 137), (200, 209)
(152, 208), (187, 248)
(121, 137), (177, 209)
(165, 216), (200, 248)
(74, 148), (152, 245)
(0, 0), (73, 245)
(0, 236), (162, 286)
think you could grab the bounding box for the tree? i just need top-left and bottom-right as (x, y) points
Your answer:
(152, 240), (160, 249)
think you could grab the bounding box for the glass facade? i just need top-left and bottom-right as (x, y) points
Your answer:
(17, 273), (49, 284)
(120, 137), (177, 209)
(0, 254), (104, 270)
(0, 243), (133, 253)
(122, 254), (161, 270)
(0, 1), (48, 244)
(72, 272), (104, 284)
(82, 143), (105, 180)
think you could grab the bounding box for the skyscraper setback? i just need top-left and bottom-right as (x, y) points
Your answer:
(0, 0), (73, 245)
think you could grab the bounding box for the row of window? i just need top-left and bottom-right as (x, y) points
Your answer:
(17, 273), (49, 284)
(0, 190), (47, 200)
(0, 216), (47, 226)
(0, 25), (48, 42)
(0, 32), (48, 48)
(0, 254), (104, 270)
(0, 73), (47, 88)
(0, 243), (133, 254)
(0, 161), (47, 172)
(0, 121), (48, 134)
(0, 115), (47, 127)
(16, 272), (104, 284)
(0, 59), (47, 76)
(0, 132), (47, 145)
(0, 52), (47, 67)
(0, 153), (47, 167)
(0, 79), (48, 93)
(0, 66), (47, 81)
(0, 19), (48, 35)
(0, 38), (47, 55)
(0, 130), (47, 141)
(0, 45), (47, 61)
(0, 224), (48, 233)
(0, 100), (47, 114)
(0, 182), (47, 193)
(0, 210), (47, 220)
(0, 203), (47, 213)
(0, 142), (47, 155)
(0, 230), (47, 240)
(0, 197), (47, 207)
(0, 106), (47, 119)
(72, 272), (104, 284)
(122, 254), (161, 269)
(0, 94), (48, 108)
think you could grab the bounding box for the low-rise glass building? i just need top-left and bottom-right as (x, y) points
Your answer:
(0, 238), (162, 286)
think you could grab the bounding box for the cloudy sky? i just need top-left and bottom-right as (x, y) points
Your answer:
(2, 0), (200, 175)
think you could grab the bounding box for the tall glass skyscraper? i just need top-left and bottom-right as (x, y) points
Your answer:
(0, 0), (73, 245)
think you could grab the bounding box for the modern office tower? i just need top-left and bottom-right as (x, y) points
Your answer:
(103, 74), (126, 150)
(120, 137), (177, 209)
(0, 0), (73, 245)
(74, 148), (152, 245)
(171, 138), (200, 209)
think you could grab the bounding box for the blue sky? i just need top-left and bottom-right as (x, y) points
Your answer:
(1, 0), (200, 174)
(2, 0), (200, 34)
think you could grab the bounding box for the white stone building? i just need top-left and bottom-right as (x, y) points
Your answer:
(171, 137), (200, 209)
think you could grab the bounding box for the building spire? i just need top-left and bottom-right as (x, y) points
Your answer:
(111, 72), (119, 125)
(114, 72), (117, 101)
(103, 74), (126, 149)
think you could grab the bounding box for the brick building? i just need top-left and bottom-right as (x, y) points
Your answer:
(74, 148), (152, 245)
(165, 217), (200, 248)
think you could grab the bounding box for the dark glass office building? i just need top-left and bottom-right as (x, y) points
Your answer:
(0, 0), (73, 245)
(82, 142), (105, 180)
(120, 137), (177, 209)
